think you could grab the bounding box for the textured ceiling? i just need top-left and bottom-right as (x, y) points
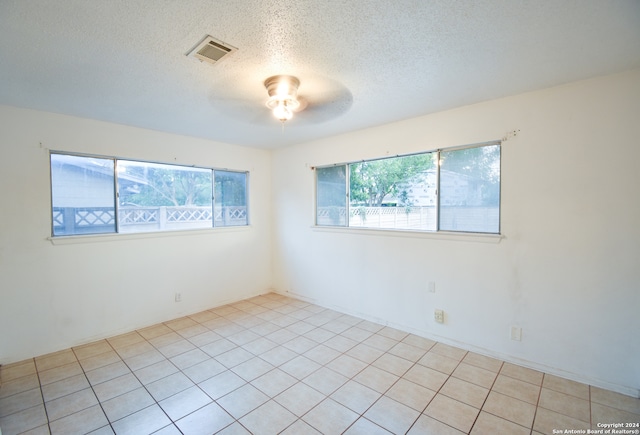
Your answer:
(1, 0), (639, 149)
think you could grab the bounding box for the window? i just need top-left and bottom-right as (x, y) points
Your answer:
(349, 153), (438, 231)
(50, 152), (248, 237)
(315, 142), (500, 234)
(51, 154), (116, 236)
(117, 160), (213, 233)
(214, 170), (248, 227)
(440, 144), (500, 233)
(316, 165), (347, 226)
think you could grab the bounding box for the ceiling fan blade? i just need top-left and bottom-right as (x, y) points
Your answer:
(295, 87), (353, 124)
(208, 92), (272, 125)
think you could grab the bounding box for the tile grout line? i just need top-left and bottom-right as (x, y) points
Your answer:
(530, 372), (546, 435)
(137, 303), (322, 433)
(73, 340), (119, 434)
(74, 333), (181, 433)
(242, 314), (352, 432)
(170, 310), (271, 432)
(380, 340), (442, 435)
(276, 330), (364, 433)
(217, 299), (342, 433)
(234, 308), (355, 433)
(33, 357), (52, 434)
(139, 325), (207, 431)
(191, 309), (304, 434)
(476, 360), (542, 433)
(467, 359), (506, 434)
(589, 385), (593, 428)
(424, 348), (473, 433)
(133, 321), (233, 433)
(313, 338), (395, 434)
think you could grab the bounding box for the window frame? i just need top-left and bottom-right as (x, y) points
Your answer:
(49, 151), (250, 238)
(314, 140), (501, 235)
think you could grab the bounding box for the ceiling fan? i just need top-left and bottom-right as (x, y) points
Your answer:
(264, 75), (303, 122)
(209, 73), (353, 126)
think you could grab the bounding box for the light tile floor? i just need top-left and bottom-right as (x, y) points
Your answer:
(1, 293), (639, 434)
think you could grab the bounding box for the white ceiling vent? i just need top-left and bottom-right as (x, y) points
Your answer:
(187, 35), (237, 65)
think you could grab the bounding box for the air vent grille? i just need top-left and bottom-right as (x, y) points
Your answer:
(187, 35), (237, 65)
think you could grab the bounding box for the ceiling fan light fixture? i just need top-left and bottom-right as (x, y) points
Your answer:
(264, 75), (300, 122)
(272, 100), (294, 122)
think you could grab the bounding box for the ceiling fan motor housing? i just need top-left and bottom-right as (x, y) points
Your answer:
(265, 75), (301, 111)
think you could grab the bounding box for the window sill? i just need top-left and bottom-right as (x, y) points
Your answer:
(48, 225), (252, 245)
(311, 226), (503, 243)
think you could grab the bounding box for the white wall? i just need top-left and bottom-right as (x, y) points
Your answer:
(0, 106), (273, 364)
(271, 69), (640, 397)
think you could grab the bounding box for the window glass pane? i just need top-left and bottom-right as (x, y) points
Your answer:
(439, 144), (500, 233)
(117, 160), (213, 233)
(51, 154), (116, 236)
(214, 170), (248, 227)
(316, 165), (347, 226)
(349, 153), (436, 230)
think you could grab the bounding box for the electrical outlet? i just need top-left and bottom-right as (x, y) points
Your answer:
(175, 292), (182, 302)
(510, 326), (522, 341)
(428, 281), (436, 293)
(434, 309), (444, 323)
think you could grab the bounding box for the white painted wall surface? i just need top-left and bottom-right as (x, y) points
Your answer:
(0, 107), (273, 364)
(271, 69), (640, 396)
